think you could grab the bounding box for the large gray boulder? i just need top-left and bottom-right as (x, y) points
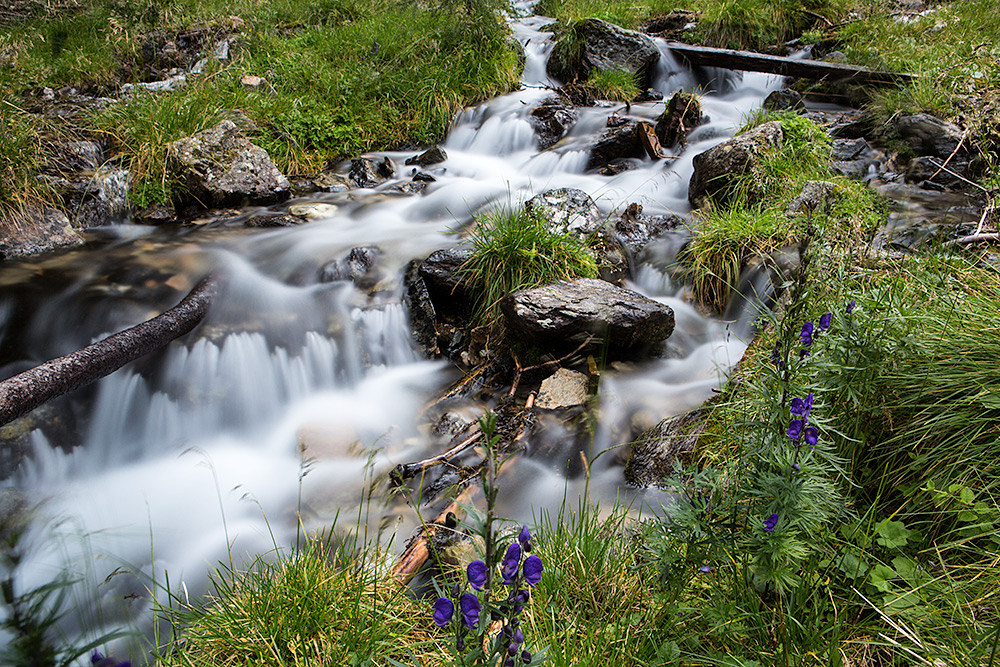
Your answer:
(530, 98), (577, 150)
(587, 120), (650, 171)
(500, 278), (674, 349)
(166, 120), (290, 206)
(689, 121), (783, 208)
(547, 19), (660, 86)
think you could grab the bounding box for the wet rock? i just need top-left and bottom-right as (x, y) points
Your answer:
(417, 247), (476, 326)
(614, 203), (684, 253)
(689, 120), (783, 208)
(632, 89), (663, 103)
(240, 74), (270, 92)
(288, 202), (339, 219)
(600, 158), (641, 175)
(526, 188), (604, 237)
(500, 278), (675, 350)
(547, 19), (660, 86)
(135, 205), (176, 225)
(121, 73), (187, 95)
(587, 120), (649, 171)
(52, 140), (104, 173)
(245, 212), (305, 228)
(385, 180), (429, 195)
(763, 89), (805, 112)
(655, 91), (703, 149)
(166, 119), (290, 207)
(404, 259), (440, 358)
(536, 368), (590, 409)
(832, 137), (869, 161)
(59, 166), (132, 228)
(530, 98), (577, 150)
(624, 409), (706, 488)
(786, 180), (841, 215)
(350, 156), (394, 188)
(319, 246), (381, 283)
(412, 171), (437, 183)
(312, 172), (353, 193)
(832, 160), (871, 179)
(905, 156), (965, 189)
(0, 205), (82, 259)
(405, 146), (447, 167)
(894, 113), (967, 159)
(557, 83), (594, 107)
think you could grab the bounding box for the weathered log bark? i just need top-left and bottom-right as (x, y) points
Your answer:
(390, 486), (476, 584)
(0, 274), (218, 426)
(666, 42), (916, 86)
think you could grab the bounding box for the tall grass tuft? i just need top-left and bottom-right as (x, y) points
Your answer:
(585, 68), (640, 102)
(460, 203), (599, 329)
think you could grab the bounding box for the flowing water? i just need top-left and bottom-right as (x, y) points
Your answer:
(0, 4), (785, 657)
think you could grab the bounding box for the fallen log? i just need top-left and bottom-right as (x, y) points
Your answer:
(0, 274), (218, 426)
(666, 42), (916, 87)
(390, 485), (476, 584)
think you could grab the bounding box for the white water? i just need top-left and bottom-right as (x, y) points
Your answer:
(0, 4), (784, 659)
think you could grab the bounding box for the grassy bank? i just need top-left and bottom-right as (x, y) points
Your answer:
(0, 0), (521, 209)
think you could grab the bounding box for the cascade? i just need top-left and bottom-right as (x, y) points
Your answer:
(0, 3), (786, 656)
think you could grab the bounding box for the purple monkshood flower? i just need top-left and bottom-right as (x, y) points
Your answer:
(792, 463), (801, 472)
(804, 426), (819, 448)
(518, 525), (532, 551)
(846, 300), (856, 314)
(698, 564), (712, 573)
(502, 542), (522, 584)
(787, 419), (804, 441)
(790, 393), (814, 418)
(819, 312), (832, 330)
(764, 513), (779, 533)
(523, 554), (543, 586)
(371, 39), (378, 56)
(512, 627), (524, 646)
(467, 560), (487, 590)
(459, 593), (480, 630)
(800, 321), (815, 346)
(92, 653), (131, 667)
(432, 597), (454, 627)
(522, 649), (533, 664)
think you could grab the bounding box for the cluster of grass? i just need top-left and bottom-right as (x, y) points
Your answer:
(584, 67), (640, 102)
(682, 110), (883, 310)
(459, 203), (600, 329)
(0, 0), (522, 209)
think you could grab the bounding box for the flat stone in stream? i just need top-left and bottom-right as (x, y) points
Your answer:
(501, 278), (674, 349)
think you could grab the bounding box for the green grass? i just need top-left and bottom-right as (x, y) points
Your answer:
(156, 540), (439, 666)
(584, 67), (640, 102)
(459, 203), (600, 329)
(0, 0), (522, 208)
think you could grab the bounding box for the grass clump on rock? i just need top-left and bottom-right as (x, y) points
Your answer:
(460, 203), (600, 329)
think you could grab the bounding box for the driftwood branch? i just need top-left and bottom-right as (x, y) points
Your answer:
(0, 274), (218, 426)
(392, 424), (482, 482)
(390, 485), (476, 584)
(666, 42), (917, 86)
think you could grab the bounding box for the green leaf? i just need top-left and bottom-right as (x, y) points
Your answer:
(959, 486), (976, 505)
(836, 553), (869, 579)
(869, 564), (896, 593)
(876, 520), (913, 549)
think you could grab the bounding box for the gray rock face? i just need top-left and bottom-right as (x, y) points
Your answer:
(763, 89), (805, 113)
(614, 203), (684, 252)
(547, 19), (659, 86)
(587, 120), (648, 171)
(624, 410), (706, 488)
(689, 121), (783, 208)
(319, 246), (382, 283)
(349, 156), (394, 188)
(405, 146), (447, 167)
(61, 166), (132, 228)
(905, 155), (964, 188)
(894, 113), (966, 159)
(0, 205), (82, 259)
(525, 188), (604, 237)
(167, 120), (290, 206)
(530, 98), (577, 150)
(501, 278), (674, 349)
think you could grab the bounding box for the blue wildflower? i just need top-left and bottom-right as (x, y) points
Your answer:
(371, 39), (378, 56)
(800, 322), (814, 346)
(846, 300), (856, 314)
(698, 564), (712, 573)
(459, 593), (480, 630)
(518, 525), (533, 552)
(467, 560), (487, 590)
(787, 419), (804, 441)
(91, 652), (131, 667)
(502, 542), (522, 584)
(789, 393), (813, 418)
(803, 426), (818, 448)
(523, 554), (543, 587)
(819, 312), (832, 330)
(792, 463), (801, 473)
(432, 597), (454, 627)
(764, 513), (779, 532)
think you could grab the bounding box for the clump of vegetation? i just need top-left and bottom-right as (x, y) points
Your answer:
(584, 67), (640, 102)
(459, 203), (599, 328)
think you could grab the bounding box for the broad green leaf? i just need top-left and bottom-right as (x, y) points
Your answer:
(876, 520), (913, 549)
(869, 564), (896, 593)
